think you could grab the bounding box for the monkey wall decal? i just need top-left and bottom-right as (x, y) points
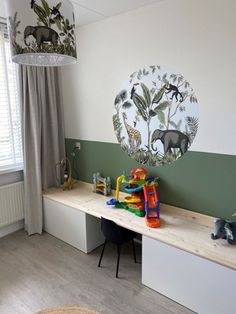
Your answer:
(165, 84), (183, 102)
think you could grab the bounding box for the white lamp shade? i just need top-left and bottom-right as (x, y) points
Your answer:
(6, 0), (77, 66)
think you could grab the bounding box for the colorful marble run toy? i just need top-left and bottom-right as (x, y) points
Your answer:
(107, 168), (161, 228)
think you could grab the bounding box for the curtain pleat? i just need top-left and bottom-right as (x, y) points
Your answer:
(19, 66), (65, 235)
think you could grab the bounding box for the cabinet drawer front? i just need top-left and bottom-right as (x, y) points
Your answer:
(43, 198), (87, 252)
(142, 236), (236, 314)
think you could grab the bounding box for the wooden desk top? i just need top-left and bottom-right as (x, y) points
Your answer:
(44, 181), (236, 270)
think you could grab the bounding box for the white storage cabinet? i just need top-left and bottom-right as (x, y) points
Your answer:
(43, 197), (104, 253)
(142, 236), (236, 314)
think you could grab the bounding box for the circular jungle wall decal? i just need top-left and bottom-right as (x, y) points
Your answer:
(113, 65), (199, 166)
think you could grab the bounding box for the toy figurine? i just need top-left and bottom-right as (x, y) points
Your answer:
(93, 173), (111, 196)
(56, 158), (74, 190)
(211, 219), (236, 245)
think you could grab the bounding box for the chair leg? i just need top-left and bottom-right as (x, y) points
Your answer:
(132, 239), (137, 263)
(98, 240), (107, 267)
(116, 245), (121, 278)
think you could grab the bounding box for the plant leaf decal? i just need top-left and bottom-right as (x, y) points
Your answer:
(41, 0), (50, 16)
(55, 18), (62, 30)
(55, 2), (62, 10)
(34, 4), (47, 19)
(154, 101), (170, 111)
(33, 4), (48, 25)
(141, 83), (151, 107)
(186, 116), (198, 134)
(156, 110), (166, 125)
(152, 87), (165, 104)
(132, 94), (148, 121)
(149, 65), (156, 73)
(169, 121), (177, 129)
(132, 92), (146, 110)
(122, 101), (132, 109)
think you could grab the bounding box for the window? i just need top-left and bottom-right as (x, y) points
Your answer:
(0, 21), (23, 173)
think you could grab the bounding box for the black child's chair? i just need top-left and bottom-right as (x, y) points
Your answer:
(98, 217), (137, 278)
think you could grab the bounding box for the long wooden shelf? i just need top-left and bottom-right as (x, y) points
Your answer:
(43, 181), (236, 270)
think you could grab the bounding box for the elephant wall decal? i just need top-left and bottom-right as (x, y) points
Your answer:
(24, 25), (59, 49)
(151, 129), (189, 155)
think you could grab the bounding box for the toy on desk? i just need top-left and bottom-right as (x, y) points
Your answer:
(107, 168), (161, 228)
(211, 219), (236, 245)
(93, 172), (111, 196)
(143, 181), (161, 228)
(56, 158), (74, 190)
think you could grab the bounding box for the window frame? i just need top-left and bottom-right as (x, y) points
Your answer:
(0, 19), (23, 174)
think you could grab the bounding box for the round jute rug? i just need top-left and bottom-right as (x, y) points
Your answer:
(36, 306), (100, 314)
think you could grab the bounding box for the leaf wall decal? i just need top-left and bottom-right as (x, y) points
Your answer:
(132, 92), (147, 110)
(132, 95), (148, 121)
(141, 83), (151, 107)
(156, 110), (165, 125)
(55, 2), (62, 10)
(152, 87), (165, 104)
(41, 0), (50, 16)
(154, 101), (170, 111)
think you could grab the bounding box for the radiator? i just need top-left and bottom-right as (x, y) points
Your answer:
(0, 182), (24, 228)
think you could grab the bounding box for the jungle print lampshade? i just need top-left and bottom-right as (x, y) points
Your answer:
(6, 0), (77, 66)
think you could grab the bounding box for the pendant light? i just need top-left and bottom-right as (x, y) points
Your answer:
(6, 0), (77, 66)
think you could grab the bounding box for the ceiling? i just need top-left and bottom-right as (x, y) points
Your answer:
(2, 0), (163, 26)
(71, 0), (163, 26)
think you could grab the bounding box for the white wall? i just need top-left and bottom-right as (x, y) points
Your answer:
(61, 0), (236, 156)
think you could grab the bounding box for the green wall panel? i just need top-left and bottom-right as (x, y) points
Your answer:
(66, 138), (236, 220)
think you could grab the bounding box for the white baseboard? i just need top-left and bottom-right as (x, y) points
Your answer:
(0, 220), (24, 238)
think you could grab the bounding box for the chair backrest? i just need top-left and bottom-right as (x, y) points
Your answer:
(101, 217), (137, 245)
(101, 217), (123, 245)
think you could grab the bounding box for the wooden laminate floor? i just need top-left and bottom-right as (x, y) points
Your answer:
(0, 231), (194, 314)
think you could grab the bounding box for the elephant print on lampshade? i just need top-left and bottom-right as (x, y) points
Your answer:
(6, 0), (77, 66)
(113, 65), (199, 167)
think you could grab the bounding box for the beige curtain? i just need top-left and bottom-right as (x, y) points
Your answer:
(19, 66), (65, 235)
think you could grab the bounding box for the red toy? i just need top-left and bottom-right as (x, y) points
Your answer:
(143, 183), (161, 228)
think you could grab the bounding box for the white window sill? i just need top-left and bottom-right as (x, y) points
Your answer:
(0, 164), (24, 175)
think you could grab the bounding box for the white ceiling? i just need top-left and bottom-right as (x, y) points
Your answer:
(2, 0), (163, 26)
(71, 0), (164, 26)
